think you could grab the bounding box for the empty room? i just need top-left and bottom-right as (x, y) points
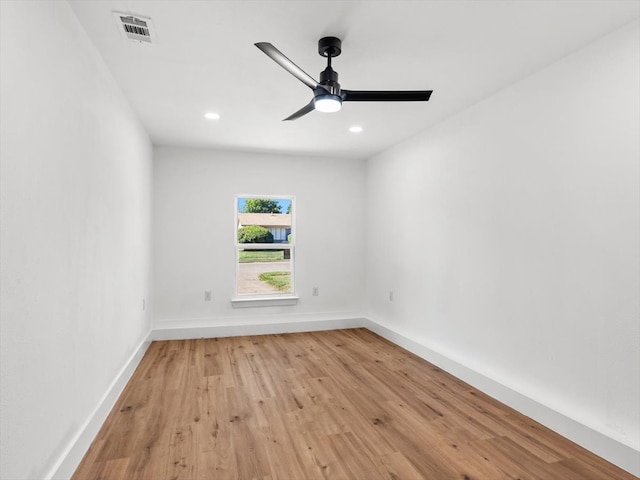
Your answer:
(1, 1), (639, 479)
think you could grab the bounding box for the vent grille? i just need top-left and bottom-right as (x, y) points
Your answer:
(112, 12), (156, 44)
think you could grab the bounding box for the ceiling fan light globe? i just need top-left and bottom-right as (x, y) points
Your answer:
(314, 94), (342, 113)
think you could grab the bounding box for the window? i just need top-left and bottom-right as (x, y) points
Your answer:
(233, 195), (296, 306)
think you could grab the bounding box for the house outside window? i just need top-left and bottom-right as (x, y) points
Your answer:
(234, 196), (295, 301)
(237, 213), (291, 243)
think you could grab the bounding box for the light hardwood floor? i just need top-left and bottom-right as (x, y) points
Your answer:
(72, 328), (637, 479)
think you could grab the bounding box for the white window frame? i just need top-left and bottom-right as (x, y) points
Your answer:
(232, 194), (298, 307)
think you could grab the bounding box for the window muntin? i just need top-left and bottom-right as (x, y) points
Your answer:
(235, 196), (294, 298)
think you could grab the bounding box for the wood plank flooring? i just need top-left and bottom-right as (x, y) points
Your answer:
(72, 329), (637, 479)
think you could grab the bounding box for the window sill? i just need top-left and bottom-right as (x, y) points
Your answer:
(231, 295), (299, 308)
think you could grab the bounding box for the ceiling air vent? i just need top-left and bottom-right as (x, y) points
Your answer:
(112, 12), (156, 44)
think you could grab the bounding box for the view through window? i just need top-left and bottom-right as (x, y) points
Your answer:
(236, 196), (294, 297)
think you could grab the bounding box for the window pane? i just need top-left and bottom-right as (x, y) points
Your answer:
(236, 195), (294, 298)
(237, 197), (292, 245)
(237, 248), (292, 295)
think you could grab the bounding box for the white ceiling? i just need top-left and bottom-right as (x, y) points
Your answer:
(69, 1), (639, 160)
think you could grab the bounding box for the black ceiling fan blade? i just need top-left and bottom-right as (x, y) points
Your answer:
(283, 100), (315, 121)
(342, 90), (433, 102)
(255, 42), (320, 90)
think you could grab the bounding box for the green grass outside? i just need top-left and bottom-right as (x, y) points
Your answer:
(258, 271), (291, 292)
(239, 250), (284, 263)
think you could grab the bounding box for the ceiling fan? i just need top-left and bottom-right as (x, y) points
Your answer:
(255, 37), (433, 121)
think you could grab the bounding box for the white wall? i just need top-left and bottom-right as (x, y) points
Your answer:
(0, 2), (153, 479)
(366, 20), (640, 473)
(153, 146), (366, 333)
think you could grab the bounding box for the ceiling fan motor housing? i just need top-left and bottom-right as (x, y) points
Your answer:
(319, 67), (340, 95)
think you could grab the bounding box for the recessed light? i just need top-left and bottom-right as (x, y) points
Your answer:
(204, 112), (220, 120)
(349, 125), (363, 133)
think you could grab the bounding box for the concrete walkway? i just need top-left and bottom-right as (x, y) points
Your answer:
(237, 261), (290, 294)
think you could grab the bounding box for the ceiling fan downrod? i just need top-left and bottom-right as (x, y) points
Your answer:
(318, 37), (342, 96)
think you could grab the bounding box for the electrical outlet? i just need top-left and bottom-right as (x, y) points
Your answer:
(142, 299), (146, 311)
(204, 291), (212, 301)
(312, 287), (319, 296)
(389, 291), (394, 302)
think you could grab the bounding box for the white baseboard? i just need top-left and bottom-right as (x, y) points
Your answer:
(364, 318), (640, 477)
(46, 332), (153, 480)
(152, 314), (366, 341)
